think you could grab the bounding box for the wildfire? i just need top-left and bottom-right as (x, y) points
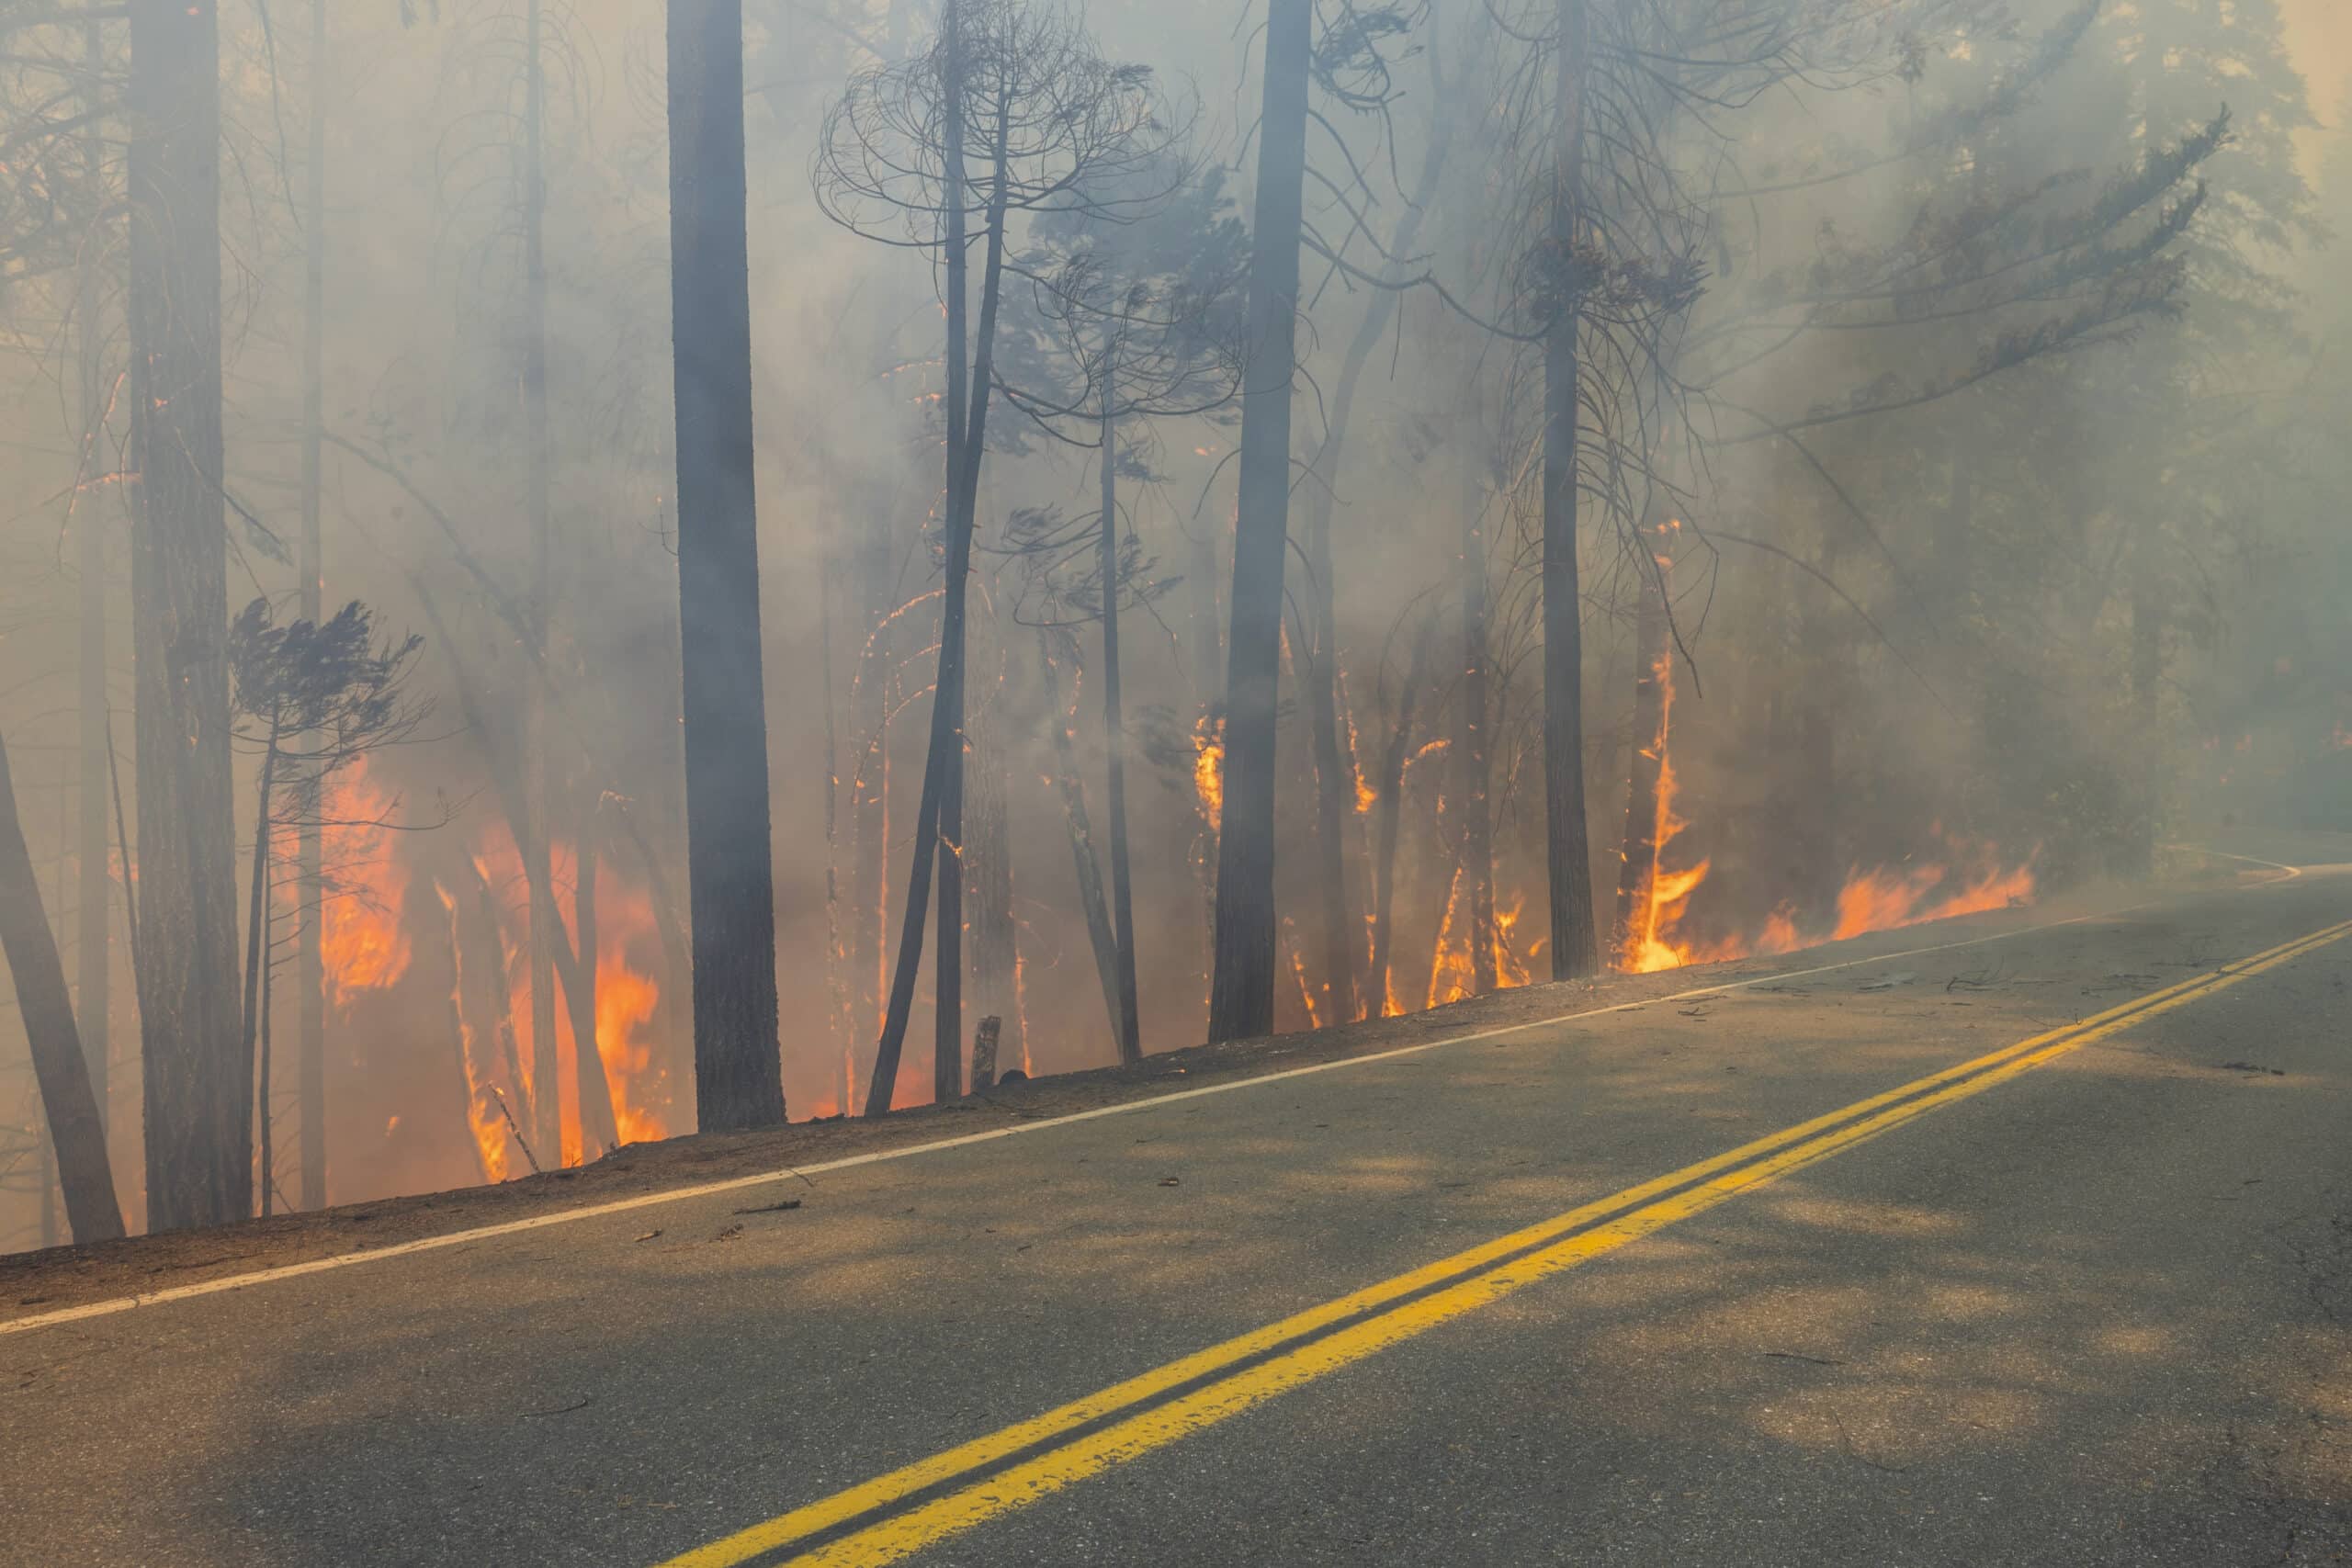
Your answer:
(317, 760), (413, 1010)
(435, 878), (514, 1183)
(1491, 893), (1532, 988)
(1611, 651), (2036, 975)
(1427, 865), (1476, 1009)
(458, 825), (673, 1173)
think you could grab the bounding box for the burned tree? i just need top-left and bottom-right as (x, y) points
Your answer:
(816, 0), (1183, 1111)
(996, 161), (1247, 1065)
(668, 0), (788, 1132)
(127, 0), (242, 1230)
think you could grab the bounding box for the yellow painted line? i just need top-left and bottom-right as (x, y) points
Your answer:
(662, 916), (2352, 1568)
(0, 893), (2150, 1340)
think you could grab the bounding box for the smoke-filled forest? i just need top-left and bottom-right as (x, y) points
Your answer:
(0, 0), (2346, 1248)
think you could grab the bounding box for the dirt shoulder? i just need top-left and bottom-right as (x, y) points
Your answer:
(0, 872), (2222, 1319)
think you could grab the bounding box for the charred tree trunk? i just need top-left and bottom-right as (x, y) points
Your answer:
(1099, 409), (1142, 1064)
(1294, 41), (1453, 1032)
(74, 73), (111, 1150)
(1368, 615), (1431, 1016)
(1040, 634), (1126, 1044)
(929, 87), (1013, 1107)
(1458, 489), (1498, 996)
(1541, 0), (1600, 982)
(1611, 536), (1671, 961)
(867, 25), (1011, 1114)
(0, 735), (126, 1243)
(1208, 0), (1311, 1043)
(667, 0), (786, 1131)
(865, 4), (970, 1116)
(238, 720), (281, 1214)
(129, 0), (244, 1230)
(296, 0), (329, 1211)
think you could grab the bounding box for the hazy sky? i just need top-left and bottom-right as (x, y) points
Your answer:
(2284, 0), (2351, 150)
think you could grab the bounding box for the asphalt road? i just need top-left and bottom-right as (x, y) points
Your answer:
(7, 842), (2352, 1566)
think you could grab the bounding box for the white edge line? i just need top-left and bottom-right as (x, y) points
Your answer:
(2156, 842), (2302, 882)
(0, 892), (2205, 1339)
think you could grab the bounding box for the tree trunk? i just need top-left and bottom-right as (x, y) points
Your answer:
(129, 0), (243, 1230)
(1542, 0), (1600, 981)
(1208, 0), (1312, 1043)
(296, 0), (329, 1211)
(1611, 537), (1671, 964)
(74, 85), (111, 1151)
(238, 723), (281, 1214)
(1294, 49), (1454, 1032)
(867, 28), (1012, 1115)
(1368, 616), (1431, 1016)
(667, 0), (786, 1131)
(0, 734), (126, 1243)
(930, 86), (1014, 1107)
(1458, 486), (1498, 996)
(1099, 408), (1143, 1064)
(865, 1), (968, 1116)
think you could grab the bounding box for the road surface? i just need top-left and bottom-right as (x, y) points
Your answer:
(6, 839), (2352, 1566)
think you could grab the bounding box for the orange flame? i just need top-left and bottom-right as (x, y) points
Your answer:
(434, 879), (513, 1183)
(1193, 713), (1224, 824)
(1427, 865), (1476, 1009)
(472, 826), (673, 1168)
(1613, 659), (2035, 975)
(317, 760), (413, 1010)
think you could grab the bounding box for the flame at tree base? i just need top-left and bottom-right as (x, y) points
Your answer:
(1612, 650), (2036, 976)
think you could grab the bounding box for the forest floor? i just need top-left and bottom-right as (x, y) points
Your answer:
(0, 844), (2262, 1320)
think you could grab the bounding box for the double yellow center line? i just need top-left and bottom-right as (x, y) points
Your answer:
(663, 916), (2352, 1568)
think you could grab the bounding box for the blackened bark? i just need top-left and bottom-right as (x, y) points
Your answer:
(129, 0), (244, 1230)
(1099, 410), (1142, 1064)
(238, 721), (281, 1214)
(296, 0), (328, 1210)
(0, 734), (126, 1243)
(866, 2), (970, 1116)
(1542, 0), (1600, 982)
(1458, 490), (1498, 996)
(869, 34), (1012, 1115)
(1208, 0), (1311, 1043)
(930, 85), (1014, 1107)
(74, 112), (111, 1148)
(667, 0), (786, 1132)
